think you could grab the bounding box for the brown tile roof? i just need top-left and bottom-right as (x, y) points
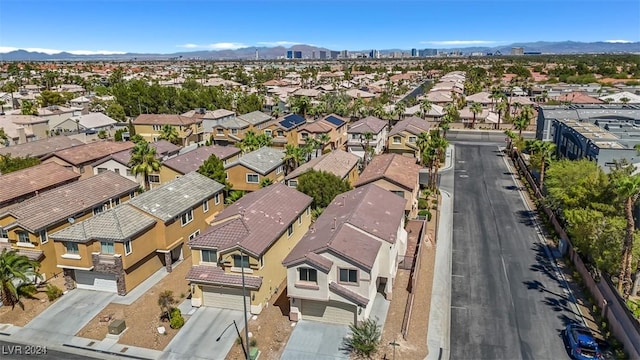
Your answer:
(4, 171), (139, 232)
(151, 140), (182, 156)
(163, 145), (241, 175)
(285, 150), (359, 181)
(348, 116), (387, 134)
(133, 114), (201, 126)
(0, 163), (80, 206)
(557, 92), (604, 104)
(283, 184), (406, 271)
(299, 120), (334, 134)
(189, 183), (312, 256)
(0, 136), (83, 159)
(0, 243), (44, 261)
(355, 154), (420, 191)
(388, 117), (431, 136)
(45, 141), (135, 166)
(186, 265), (262, 289)
(329, 281), (368, 307)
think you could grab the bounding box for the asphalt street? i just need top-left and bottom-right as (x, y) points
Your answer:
(0, 340), (101, 360)
(449, 143), (577, 360)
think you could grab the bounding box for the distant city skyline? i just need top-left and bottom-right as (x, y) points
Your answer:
(0, 0), (638, 55)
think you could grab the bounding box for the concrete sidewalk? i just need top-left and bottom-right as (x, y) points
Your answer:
(426, 144), (454, 360)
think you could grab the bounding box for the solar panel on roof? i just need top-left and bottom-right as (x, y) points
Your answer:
(279, 114), (305, 129)
(325, 115), (345, 127)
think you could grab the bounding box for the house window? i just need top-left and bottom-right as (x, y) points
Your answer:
(287, 224), (294, 237)
(288, 180), (298, 188)
(259, 256), (264, 268)
(93, 205), (104, 215)
(339, 268), (358, 284)
(298, 216), (302, 225)
(65, 242), (79, 254)
(129, 191), (136, 198)
(181, 210), (194, 226)
(124, 240), (132, 255)
(264, 129), (272, 137)
(408, 136), (417, 143)
(246, 174), (259, 183)
(126, 169), (133, 177)
(152, 125), (162, 131)
(393, 136), (402, 144)
(148, 174), (160, 183)
(100, 241), (115, 255)
(97, 167), (107, 174)
(301, 133), (309, 139)
(217, 128), (224, 135)
(277, 130), (284, 137)
(201, 249), (217, 263)
(225, 171), (229, 179)
(203, 200), (209, 213)
(233, 254), (250, 268)
(299, 268), (318, 283)
(112, 198), (120, 207)
(17, 232), (30, 244)
(231, 129), (238, 135)
(185, 231), (200, 243)
(276, 165), (283, 174)
(40, 230), (48, 244)
(392, 190), (404, 198)
(214, 193), (220, 205)
(0, 227), (7, 239)
(306, 206), (310, 216)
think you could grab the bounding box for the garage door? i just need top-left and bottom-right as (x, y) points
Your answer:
(75, 270), (118, 293)
(202, 286), (250, 311)
(301, 300), (356, 325)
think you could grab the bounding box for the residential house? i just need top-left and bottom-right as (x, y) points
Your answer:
(0, 118), (35, 146)
(52, 112), (119, 136)
(160, 145), (242, 184)
(464, 91), (494, 107)
(132, 114), (203, 146)
(556, 92), (604, 104)
(355, 154), (421, 218)
(237, 111), (272, 131)
(9, 105), (82, 131)
(42, 141), (135, 179)
(387, 117), (431, 158)
(50, 172), (225, 295)
(210, 111), (273, 145)
(0, 135), (83, 159)
(0, 171), (139, 280)
(91, 141), (181, 188)
(297, 114), (348, 151)
(285, 150), (360, 188)
(262, 114), (307, 148)
(282, 184), (408, 325)
(599, 91), (640, 104)
(182, 108), (236, 137)
(226, 147), (286, 192)
(3, 115), (50, 139)
(0, 162), (80, 210)
(346, 116), (388, 159)
(187, 183), (313, 314)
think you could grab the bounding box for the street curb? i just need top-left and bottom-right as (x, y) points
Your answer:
(426, 147), (454, 360)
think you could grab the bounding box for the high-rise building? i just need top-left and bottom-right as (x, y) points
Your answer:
(330, 51), (340, 59)
(419, 48), (438, 57)
(411, 48), (418, 57)
(340, 50), (349, 58)
(511, 47), (524, 56)
(294, 51), (302, 59)
(369, 49), (380, 58)
(319, 50), (327, 59)
(286, 50), (293, 59)
(312, 51), (316, 59)
(255, 49), (259, 60)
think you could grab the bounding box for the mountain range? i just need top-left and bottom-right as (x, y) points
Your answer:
(0, 41), (638, 61)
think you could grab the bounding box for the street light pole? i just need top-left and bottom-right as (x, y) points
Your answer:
(239, 246), (250, 360)
(216, 320), (248, 360)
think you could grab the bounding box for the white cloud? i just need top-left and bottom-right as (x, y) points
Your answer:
(420, 40), (500, 46)
(257, 41), (305, 47)
(604, 39), (634, 43)
(177, 42), (248, 50)
(0, 46), (125, 55)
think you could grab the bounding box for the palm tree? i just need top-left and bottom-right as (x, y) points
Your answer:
(495, 97), (508, 130)
(158, 125), (180, 145)
(129, 141), (161, 191)
(20, 100), (38, 116)
(615, 174), (640, 297)
(395, 102), (406, 120)
(503, 129), (517, 151)
(416, 131), (430, 164)
(225, 190), (245, 205)
(621, 97), (631, 104)
(470, 102), (483, 130)
(359, 131), (374, 168)
(527, 140), (556, 186)
(259, 177), (273, 188)
(271, 107), (282, 119)
(318, 133), (331, 154)
(284, 144), (305, 174)
(512, 115), (529, 140)
(0, 249), (41, 309)
(420, 100), (432, 120)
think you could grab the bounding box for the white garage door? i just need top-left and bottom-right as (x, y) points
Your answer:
(301, 300), (356, 325)
(202, 286), (250, 311)
(75, 270), (118, 293)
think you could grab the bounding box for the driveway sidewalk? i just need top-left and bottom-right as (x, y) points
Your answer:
(281, 321), (351, 360)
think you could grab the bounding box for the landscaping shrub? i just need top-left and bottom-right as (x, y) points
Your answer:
(345, 319), (381, 357)
(418, 210), (432, 221)
(249, 338), (258, 347)
(418, 198), (428, 210)
(45, 284), (63, 301)
(169, 308), (184, 329)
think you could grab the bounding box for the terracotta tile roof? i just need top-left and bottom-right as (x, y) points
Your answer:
(151, 140), (182, 156)
(299, 120), (333, 134)
(162, 146), (241, 175)
(355, 154), (420, 191)
(0, 162), (80, 206)
(348, 116), (387, 134)
(4, 171), (139, 232)
(189, 183), (312, 256)
(557, 92), (604, 104)
(388, 117), (431, 136)
(133, 114), (201, 126)
(0, 136), (83, 159)
(186, 265), (262, 289)
(45, 141), (135, 166)
(283, 184), (405, 271)
(329, 282), (368, 307)
(285, 150), (359, 181)
(0, 243), (44, 261)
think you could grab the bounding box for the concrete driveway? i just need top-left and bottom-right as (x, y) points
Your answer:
(281, 321), (350, 360)
(160, 307), (245, 360)
(14, 289), (115, 345)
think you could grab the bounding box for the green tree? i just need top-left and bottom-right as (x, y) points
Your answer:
(504, 129), (517, 151)
(225, 190), (245, 205)
(0, 249), (41, 309)
(158, 125), (180, 145)
(359, 132), (374, 168)
(97, 130), (108, 139)
(259, 177), (273, 188)
(296, 170), (352, 209)
(420, 100), (432, 120)
(106, 102), (126, 122)
(0, 154), (41, 174)
(197, 154), (232, 194)
(236, 131), (272, 153)
(527, 140), (556, 186)
(36, 90), (66, 107)
(158, 290), (177, 320)
(129, 141), (161, 191)
(544, 159), (611, 212)
(470, 102), (483, 129)
(318, 133), (331, 155)
(0, 128), (8, 146)
(495, 98), (508, 129)
(20, 100), (38, 115)
(614, 174), (640, 297)
(344, 319), (381, 358)
(284, 144), (306, 174)
(512, 113), (530, 139)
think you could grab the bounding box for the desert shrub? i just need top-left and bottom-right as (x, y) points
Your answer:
(418, 210), (432, 221)
(249, 338), (258, 347)
(418, 198), (428, 209)
(344, 319), (381, 357)
(45, 284), (63, 301)
(169, 308), (184, 329)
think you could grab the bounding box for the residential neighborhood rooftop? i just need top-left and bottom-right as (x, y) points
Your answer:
(0, 162), (81, 206)
(388, 116), (431, 136)
(162, 145), (241, 174)
(133, 114), (201, 125)
(348, 116), (387, 134)
(285, 149), (359, 180)
(43, 141), (135, 166)
(231, 146), (285, 175)
(237, 111), (272, 125)
(0, 136), (83, 159)
(355, 153), (421, 191)
(185, 265), (262, 290)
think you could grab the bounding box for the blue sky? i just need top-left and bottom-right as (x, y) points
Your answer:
(1, 0), (638, 54)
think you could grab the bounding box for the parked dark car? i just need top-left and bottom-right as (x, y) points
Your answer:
(565, 323), (604, 360)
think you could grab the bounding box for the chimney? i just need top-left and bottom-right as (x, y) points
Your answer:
(17, 127), (27, 144)
(332, 217), (337, 230)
